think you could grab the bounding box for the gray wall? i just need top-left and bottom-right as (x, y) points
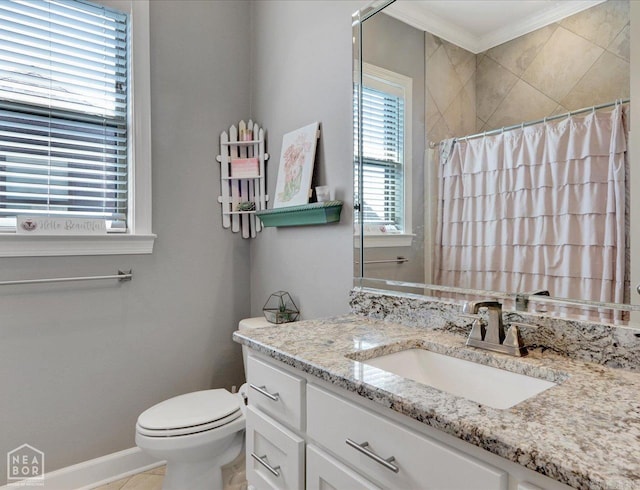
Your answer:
(0, 0), (252, 480)
(1, 0), (364, 481)
(249, 0), (361, 319)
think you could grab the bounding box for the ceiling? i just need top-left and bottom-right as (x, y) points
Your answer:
(384, 0), (606, 53)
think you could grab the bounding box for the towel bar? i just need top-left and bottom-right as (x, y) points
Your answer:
(0, 270), (132, 286)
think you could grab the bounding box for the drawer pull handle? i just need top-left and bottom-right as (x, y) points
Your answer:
(345, 438), (399, 473)
(250, 383), (279, 401)
(251, 452), (281, 477)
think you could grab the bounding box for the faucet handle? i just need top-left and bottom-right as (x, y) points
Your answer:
(504, 325), (520, 347)
(503, 325), (528, 356)
(468, 319), (485, 341)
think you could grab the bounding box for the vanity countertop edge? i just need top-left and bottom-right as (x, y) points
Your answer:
(232, 314), (640, 490)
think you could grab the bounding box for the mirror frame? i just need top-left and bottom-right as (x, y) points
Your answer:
(352, 0), (640, 321)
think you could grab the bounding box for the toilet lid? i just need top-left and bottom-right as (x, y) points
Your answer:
(137, 389), (241, 431)
(136, 409), (243, 437)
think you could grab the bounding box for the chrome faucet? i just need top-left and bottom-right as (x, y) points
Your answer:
(515, 289), (550, 311)
(462, 300), (527, 357)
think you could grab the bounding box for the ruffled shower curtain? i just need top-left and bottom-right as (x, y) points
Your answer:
(434, 106), (628, 321)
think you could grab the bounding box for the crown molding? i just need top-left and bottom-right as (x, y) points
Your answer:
(384, 0), (605, 54)
(384, 2), (478, 52)
(478, 1), (606, 52)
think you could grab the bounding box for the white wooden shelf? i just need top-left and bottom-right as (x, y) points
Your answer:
(216, 120), (269, 238)
(223, 211), (257, 216)
(221, 139), (262, 146)
(222, 175), (263, 181)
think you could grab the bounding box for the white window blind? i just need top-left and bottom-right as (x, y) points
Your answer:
(355, 83), (405, 233)
(0, 0), (129, 231)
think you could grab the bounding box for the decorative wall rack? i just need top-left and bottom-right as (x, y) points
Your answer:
(217, 120), (269, 238)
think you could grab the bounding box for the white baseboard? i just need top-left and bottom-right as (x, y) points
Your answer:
(1, 447), (164, 490)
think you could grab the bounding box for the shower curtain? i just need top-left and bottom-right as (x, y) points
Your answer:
(434, 105), (628, 320)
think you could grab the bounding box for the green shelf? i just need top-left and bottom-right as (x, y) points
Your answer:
(256, 200), (343, 227)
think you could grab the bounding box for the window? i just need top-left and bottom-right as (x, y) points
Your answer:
(0, 0), (153, 256)
(355, 63), (412, 247)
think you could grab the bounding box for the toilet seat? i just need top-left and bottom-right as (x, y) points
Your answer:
(137, 409), (242, 437)
(136, 389), (242, 437)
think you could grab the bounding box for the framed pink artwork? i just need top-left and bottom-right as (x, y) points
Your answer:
(273, 122), (320, 208)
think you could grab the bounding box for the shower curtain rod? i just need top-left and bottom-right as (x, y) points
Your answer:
(428, 98), (630, 148)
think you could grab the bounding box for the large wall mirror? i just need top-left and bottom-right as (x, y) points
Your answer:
(353, 0), (640, 326)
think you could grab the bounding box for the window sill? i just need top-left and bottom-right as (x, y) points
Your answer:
(0, 233), (156, 257)
(356, 233), (415, 248)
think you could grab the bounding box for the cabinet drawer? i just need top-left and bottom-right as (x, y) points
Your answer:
(307, 444), (381, 490)
(307, 384), (507, 490)
(247, 355), (305, 430)
(246, 406), (304, 490)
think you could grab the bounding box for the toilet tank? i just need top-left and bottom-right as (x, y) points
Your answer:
(238, 317), (274, 378)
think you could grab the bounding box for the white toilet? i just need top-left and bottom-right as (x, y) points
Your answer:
(135, 317), (273, 490)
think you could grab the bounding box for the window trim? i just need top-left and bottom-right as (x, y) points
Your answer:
(0, 0), (154, 257)
(361, 62), (413, 249)
(356, 233), (415, 248)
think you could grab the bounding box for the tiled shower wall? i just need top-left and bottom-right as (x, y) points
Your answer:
(426, 35), (477, 144)
(427, 0), (630, 145)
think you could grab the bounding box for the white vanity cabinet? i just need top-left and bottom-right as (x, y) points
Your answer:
(307, 384), (508, 489)
(247, 355), (305, 431)
(306, 444), (381, 490)
(246, 406), (304, 489)
(246, 352), (572, 490)
(246, 355), (306, 489)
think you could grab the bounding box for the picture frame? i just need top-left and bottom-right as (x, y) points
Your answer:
(273, 122), (320, 208)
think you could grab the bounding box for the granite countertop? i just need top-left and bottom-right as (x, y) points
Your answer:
(233, 314), (640, 490)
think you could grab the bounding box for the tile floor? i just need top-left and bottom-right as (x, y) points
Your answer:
(92, 453), (247, 490)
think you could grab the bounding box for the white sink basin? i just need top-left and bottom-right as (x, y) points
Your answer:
(358, 349), (556, 409)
